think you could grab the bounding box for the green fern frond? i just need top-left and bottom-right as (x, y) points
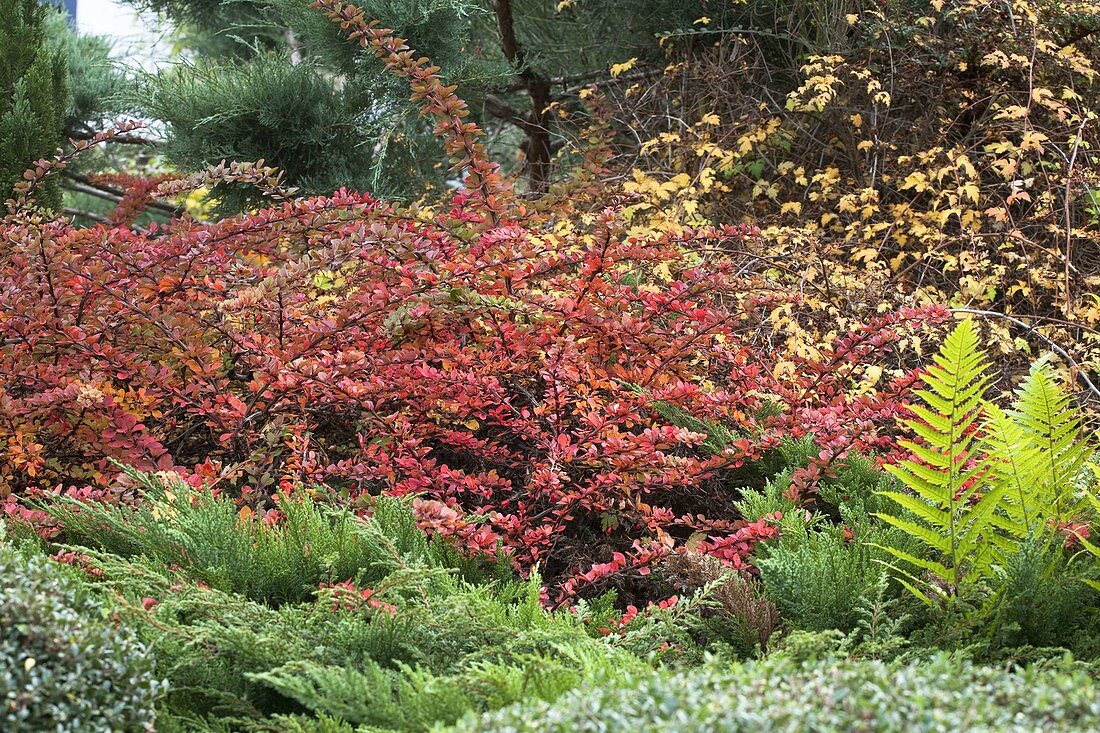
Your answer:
(1007, 359), (1093, 524)
(876, 318), (1000, 600)
(981, 403), (1045, 538)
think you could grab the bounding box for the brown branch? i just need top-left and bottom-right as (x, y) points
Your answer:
(1063, 117), (1088, 313)
(68, 130), (157, 146)
(61, 173), (185, 218)
(61, 180), (125, 206)
(491, 0), (551, 193)
(482, 94), (535, 132)
(63, 207), (110, 224)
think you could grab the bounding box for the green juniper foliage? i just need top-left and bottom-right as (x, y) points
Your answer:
(45, 465), (505, 604)
(976, 535), (1100, 655)
(44, 469), (641, 732)
(756, 525), (899, 633)
(0, 0), (70, 210)
(743, 446), (919, 635)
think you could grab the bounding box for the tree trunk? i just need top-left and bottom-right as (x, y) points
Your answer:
(491, 0), (551, 193)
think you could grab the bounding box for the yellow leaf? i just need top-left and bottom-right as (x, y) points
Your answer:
(464, 419), (480, 430)
(853, 247), (879, 264)
(780, 201), (802, 215)
(668, 173), (692, 189)
(900, 171), (928, 192)
(1019, 130), (1048, 152)
(610, 57), (638, 78)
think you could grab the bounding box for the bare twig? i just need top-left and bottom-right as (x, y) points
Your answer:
(62, 172), (184, 217)
(1063, 116), (1088, 313)
(68, 130), (157, 146)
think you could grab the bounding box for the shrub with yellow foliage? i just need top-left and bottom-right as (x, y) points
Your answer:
(602, 0), (1100, 393)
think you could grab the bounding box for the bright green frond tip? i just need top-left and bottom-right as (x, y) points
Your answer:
(876, 318), (1001, 601)
(1006, 358), (1093, 522)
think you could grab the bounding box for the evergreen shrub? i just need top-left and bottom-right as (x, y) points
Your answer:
(457, 647), (1100, 732)
(0, 535), (162, 732)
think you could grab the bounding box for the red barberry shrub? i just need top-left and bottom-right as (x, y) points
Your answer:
(0, 0), (951, 602)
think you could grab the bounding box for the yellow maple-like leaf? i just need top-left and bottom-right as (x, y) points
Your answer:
(900, 171), (928, 192)
(853, 247), (879, 264)
(668, 173), (692, 189)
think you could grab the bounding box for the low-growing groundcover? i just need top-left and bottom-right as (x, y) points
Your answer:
(3, 322), (1100, 729)
(14, 472), (648, 732)
(455, 642), (1100, 732)
(5, 469), (1100, 733)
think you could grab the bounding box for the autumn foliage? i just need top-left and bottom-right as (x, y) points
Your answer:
(611, 0), (1100, 383)
(0, 1), (957, 600)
